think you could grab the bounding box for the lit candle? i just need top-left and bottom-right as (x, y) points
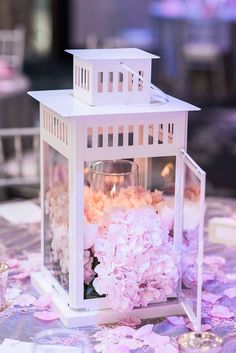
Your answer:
(110, 184), (116, 198)
(90, 159), (139, 198)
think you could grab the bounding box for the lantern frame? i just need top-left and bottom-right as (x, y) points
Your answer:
(29, 48), (205, 330)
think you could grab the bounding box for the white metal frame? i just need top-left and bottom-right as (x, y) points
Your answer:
(35, 104), (206, 326)
(73, 58), (152, 106)
(39, 104), (194, 305)
(68, 48), (158, 106)
(39, 103), (190, 300)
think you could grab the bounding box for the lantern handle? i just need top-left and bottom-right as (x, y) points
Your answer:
(120, 62), (169, 104)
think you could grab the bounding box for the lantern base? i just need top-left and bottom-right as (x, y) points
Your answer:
(32, 272), (185, 328)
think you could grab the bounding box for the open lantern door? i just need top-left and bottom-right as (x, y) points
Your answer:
(178, 149), (206, 332)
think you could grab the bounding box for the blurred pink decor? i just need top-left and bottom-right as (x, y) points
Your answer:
(0, 27), (29, 95)
(0, 263), (9, 310)
(0, 60), (14, 80)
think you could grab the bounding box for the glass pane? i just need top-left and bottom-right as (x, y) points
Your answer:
(83, 157), (180, 312)
(180, 152), (205, 331)
(43, 143), (69, 292)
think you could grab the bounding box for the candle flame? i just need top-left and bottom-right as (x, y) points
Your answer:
(161, 163), (174, 178)
(111, 184), (116, 198)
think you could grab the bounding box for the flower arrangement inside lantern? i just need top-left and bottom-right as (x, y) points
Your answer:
(44, 152), (202, 315)
(84, 158), (180, 311)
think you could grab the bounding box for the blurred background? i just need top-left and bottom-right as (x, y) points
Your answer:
(0, 0), (236, 201)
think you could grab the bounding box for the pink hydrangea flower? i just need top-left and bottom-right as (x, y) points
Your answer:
(47, 183), (175, 294)
(46, 183), (96, 283)
(93, 206), (179, 311)
(84, 185), (164, 224)
(46, 182), (69, 274)
(155, 201), (174, 231)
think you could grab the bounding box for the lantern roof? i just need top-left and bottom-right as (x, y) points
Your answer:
(28, 89), (200, 117)
(65, 48), (159, 60)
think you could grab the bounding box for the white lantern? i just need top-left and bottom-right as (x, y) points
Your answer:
(29, 48), (205, 330)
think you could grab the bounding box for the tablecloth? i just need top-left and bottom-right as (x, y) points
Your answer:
(0, 197), (236, 352)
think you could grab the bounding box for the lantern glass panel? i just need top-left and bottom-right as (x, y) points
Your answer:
(43, 143), (69, 292)
(180, 158), (204, 330)
(83, 156), (180, 310)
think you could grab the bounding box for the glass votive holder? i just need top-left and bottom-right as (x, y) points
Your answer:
(0, 262), (9, 311)
(178, 332), (223, 353)
(31, 328), (91, 353)
(90, 159), (139, 198)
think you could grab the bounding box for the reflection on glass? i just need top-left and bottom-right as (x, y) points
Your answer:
(44, 143), (69, 292)
(150, 156), (176, 195)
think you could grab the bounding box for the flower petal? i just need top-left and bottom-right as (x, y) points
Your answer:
(224, 287), (236, 299)
(204, 256), (226, 266)
(159, 343), (178, 353)
(167, 316), (186, 326)
(107, 344), (130, 353)
(14, 293), (36, 307)
(144, 332), (170, 347)
(34, 294), (52, 309)
(33, 311), (59, 321)
(210, 305), (234, 318)
(113, 326), (136, 337)
(7, 258), (19, 269)
(202, 292), (222, 304)
(11, 272), (30, 280)
(134, 324), (153, 339)
(119, 316), (141, 327)
(186, 322), (212, 331)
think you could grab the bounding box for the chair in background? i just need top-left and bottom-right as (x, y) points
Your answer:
(0, 26), (25, 70)
(180, 19), (228, 98)
(85, 0), (154, 52)
(0, 127), (40, 199)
